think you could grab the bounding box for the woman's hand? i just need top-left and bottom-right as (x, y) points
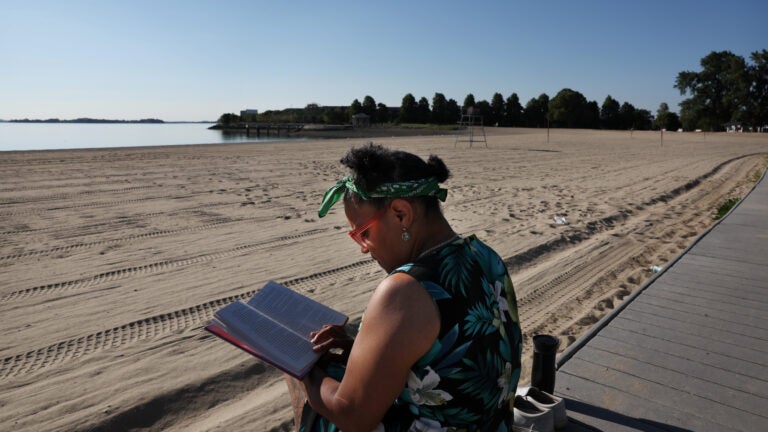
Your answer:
(310, 324), (354, 367)
(310, 324), (354, 354)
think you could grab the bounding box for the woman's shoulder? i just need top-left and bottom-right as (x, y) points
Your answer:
(380, 271), (419, 289)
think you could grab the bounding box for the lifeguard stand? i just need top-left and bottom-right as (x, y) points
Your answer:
(454, 107), (487, 148)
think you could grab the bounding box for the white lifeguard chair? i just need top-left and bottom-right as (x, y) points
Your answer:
(454, 107), (487, 148)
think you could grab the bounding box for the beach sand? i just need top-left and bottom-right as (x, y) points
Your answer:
(1, 128), (766, 431)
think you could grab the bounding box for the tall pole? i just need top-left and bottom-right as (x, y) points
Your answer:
(547, 119), (550, 143)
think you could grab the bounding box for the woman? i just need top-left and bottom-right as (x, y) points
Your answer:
(300, 143), (522, 431)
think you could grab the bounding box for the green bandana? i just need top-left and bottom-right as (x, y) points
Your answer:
(318, 176), (447, 217)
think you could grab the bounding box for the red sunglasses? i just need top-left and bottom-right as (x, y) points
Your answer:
(348, 207), (387, 246)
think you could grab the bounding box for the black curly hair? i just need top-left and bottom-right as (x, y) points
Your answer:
(340, 143), (451, 215)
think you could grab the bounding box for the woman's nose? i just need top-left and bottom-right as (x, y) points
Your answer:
(360, 243), (370, 254)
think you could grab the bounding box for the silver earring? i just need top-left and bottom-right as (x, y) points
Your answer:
(401, 227), (411, 242)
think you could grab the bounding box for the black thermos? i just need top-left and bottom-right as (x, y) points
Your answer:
(531, 334), (560, 393)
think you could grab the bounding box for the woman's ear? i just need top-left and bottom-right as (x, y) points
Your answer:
(389, 198), (414, 227)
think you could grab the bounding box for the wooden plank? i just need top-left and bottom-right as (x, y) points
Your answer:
(652, 278), (768, 310)
(609, 315), (768, 373)
(650, 272), (768, 298)
(695, 231), (768, 250)
(682, 254), (768, 279)
(631, 296), (768, 334)
(642, 283), (768, 320)
(596, 325), (768, 384)
(688, 247), (768, 266)
(578, 346), (768, 426)
(720, 213), (768, 227)
(560, 357), (766, 431)
(681, 257), (768, 281)
(554, 383), (678, 432)
(584, 332), (768, 399)
(558, 359), (746, 431)
(619, 306), (768, 354)
(663, 264), (768, 294)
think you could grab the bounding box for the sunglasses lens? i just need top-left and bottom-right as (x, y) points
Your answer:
(348, 208), (385, 246)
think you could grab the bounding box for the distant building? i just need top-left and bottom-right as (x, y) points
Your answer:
(352, 113), (370, 128)
(240, 109), (259, 122)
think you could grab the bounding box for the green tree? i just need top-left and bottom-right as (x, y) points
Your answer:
(431, 92), (449, 124)
(446, 98), (461, 124)
(218, 113), (241, 126)
(474, 100), (492, 124)
(746, 49), (768, 130)
(376, 102), (390, 124)
(615, 102), (641, 129)
(303, 103), (322, 123)
(362, 96), (377, 119)
(417, 97), (431, 123)
(399, 93), (418, 123)
(548, 88), (590, 128)
(463, 93), (476, 109)
(490, 92), (505, 126)
(349, 99), (363, 120)
(585, 100), (600, 129)
(523, 93), (549, 127)
(600, 96), (621, 129)
(323, 107), (348, 124)
(634, 109), (653, 130)
(652, 103), (681, 131)
(504, 93), (523, 127)
(675, 50), (750, 131)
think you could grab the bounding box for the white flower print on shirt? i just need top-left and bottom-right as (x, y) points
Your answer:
(494, 280), (510, 323)
(408, 366), (454, 406)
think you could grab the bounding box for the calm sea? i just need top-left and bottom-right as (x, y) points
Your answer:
(0, 122), (301, 152)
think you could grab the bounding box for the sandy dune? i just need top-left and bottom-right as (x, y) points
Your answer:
(1, 129), (766, 431)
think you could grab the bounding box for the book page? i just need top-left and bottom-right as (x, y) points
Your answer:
(216, 301), (318, 376)
(247, 281), (347, 339)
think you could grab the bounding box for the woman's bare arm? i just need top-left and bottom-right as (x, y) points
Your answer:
(302, 272), (440, 431)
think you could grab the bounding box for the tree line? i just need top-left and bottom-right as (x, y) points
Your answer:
(218, 50), (766, 132)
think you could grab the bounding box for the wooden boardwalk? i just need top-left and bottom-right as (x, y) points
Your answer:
(554, 171), (768, 431)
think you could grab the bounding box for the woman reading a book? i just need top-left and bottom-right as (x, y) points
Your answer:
(299, 143), (523, 431)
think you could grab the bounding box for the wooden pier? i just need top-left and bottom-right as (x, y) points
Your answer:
(210, 123), (305, 138)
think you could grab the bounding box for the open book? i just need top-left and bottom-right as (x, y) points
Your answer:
(205, 281), (348, 379)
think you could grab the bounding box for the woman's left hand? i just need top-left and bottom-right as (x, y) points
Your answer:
(310, 324), (354, 353)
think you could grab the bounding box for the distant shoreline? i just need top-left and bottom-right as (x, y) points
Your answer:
(5, 118), (166, 124)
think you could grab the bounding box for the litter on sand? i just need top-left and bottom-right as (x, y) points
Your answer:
(553, 216), (569, 225)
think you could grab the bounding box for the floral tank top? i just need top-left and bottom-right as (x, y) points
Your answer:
(308, 235), (523, 431)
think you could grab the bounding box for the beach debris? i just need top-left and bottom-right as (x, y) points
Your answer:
(651, 265), (662, 273)
(553, 215), (569, 225)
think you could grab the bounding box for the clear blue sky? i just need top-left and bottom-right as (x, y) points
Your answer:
(2, 0), (766, 122)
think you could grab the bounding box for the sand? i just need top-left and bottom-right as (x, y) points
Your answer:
(1, 128), (766, 431)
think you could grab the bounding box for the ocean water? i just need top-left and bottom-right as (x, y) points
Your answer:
(0, 122), (301, 152)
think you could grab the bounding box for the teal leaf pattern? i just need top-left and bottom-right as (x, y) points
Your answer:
(421, 280), (452, 301)
(439, 245), (475, 296)
(464, 298), (497, 337)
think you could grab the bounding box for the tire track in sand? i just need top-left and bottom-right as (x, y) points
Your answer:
(0, 228), (329, 302)
(0, 214), (282, 261)
(516, 153), (765, 343)
(0, 185), (160, 205)
(0, 260), (373, 379)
